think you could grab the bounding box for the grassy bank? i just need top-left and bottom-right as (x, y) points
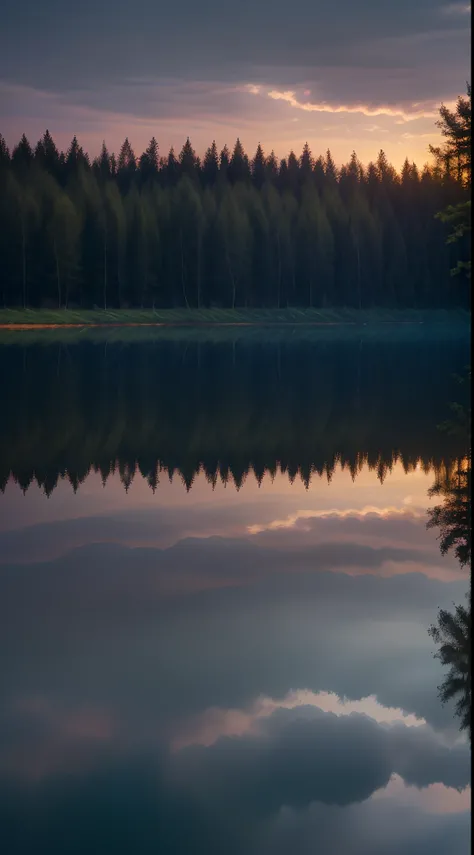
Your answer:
(0, 306), (470, 328)
(0, 308), (470, 345)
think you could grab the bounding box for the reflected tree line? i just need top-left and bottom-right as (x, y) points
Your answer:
(0, 87), (470, 311)
(0, 339), (468, 496)
(428, 377), (471, 739)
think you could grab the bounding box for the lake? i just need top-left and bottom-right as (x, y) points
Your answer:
(0, 329), (471, 854)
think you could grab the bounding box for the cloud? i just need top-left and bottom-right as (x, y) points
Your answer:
(172, 689), (428, 751)
(0, 1), (469, 164)
(266, 89), (439, 122)
(248, 504), (427, 533)
(1, 1), (469, 90)
(0, 497), (288, 563)
(258, 797), (470, 855)
(0, 531), (468, 745)
(440, 3), (471, 15)
(0, 501), (457, 583)
(174, 706), (470, 812)
(0, 532), (452, 621)
(0, 705), (469, 854)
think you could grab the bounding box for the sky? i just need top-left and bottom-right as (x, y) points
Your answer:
(0, 1), (471, 168)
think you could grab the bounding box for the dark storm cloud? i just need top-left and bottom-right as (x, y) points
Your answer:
(0, 1), (469, 115)
(0, 530), (469, 852)
(0, 707), (469, 854)
(174, 706), (470, 809)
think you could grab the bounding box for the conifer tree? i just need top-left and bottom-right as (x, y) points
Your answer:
(179, 137), (198, 179)
(202, 141), (219, 185)
(228, 139), (250, 184)
(251, 143), (266, 189)
(12, 134), (34, 171)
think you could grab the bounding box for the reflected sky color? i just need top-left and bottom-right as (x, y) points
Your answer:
(0, 464), (465, 582)
(0, 338), (470, 854)
(0, 464), (470, 853)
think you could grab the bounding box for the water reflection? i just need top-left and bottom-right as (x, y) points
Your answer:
(0, 338), (469, 494)
(428, 388), (471, 740)
(0, 336), (471, 854)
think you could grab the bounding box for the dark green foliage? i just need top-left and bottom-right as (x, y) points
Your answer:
(179, 137), (198, 180)
(427, 461), (471, 568)
(0, 133), (10, 169)
(11, 134), (34, 171)
(427, 379), (471, 739)
(430, 84), (471, 187)
(430, 84), (471, 283)
(429, 597), (471, 736)
(138, 137), (159, 184)
(251, 143), (266, 189)
(202, 141), (219, 185)
(117, 137), (136, 193)
(34, 129), (60, 178)
(0, 115), (470, 308)
(65, 135), (89, 177)
(228, 138), (250, 185)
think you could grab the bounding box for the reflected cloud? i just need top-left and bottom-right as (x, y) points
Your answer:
(0, 699), (469, 855)
(259, 796), (470, 855)
(248, 504), (426, 533)
(172, 706), (470, 811)
(440, 3), (471, 15)
(172, 690), (426, 751)
(0, 338), (471, 851)
(0, 534), (467, 744)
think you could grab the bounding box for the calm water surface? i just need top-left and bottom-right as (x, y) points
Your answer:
(0, 332), (470, 854)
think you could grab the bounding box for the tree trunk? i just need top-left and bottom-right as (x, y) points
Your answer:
(117, 258), (122, 309)
(54, 238), (61, 308)
(277, 232), (282, 309)
(103, 234), (107, 310)
(21, 220), (26, 309)
(226, 251), (236, 309)
(180, 229), (189, 308)
(356, 238), (362, 310)
(197, 237), (202, 310)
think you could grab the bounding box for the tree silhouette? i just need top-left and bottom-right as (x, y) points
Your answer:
(427, 383), (471, 739)
(138, 137), (159, 184)
(228, 138), (250, 184)
(251, 143), (266, 189)
(0, 87), (470, 309)
(427, 460), (471, 567)
(429, 596), (471, 737)
(11, 134), (34, 171)
(0, 133), (10, 170)
(431, 83), (471, 281)
(430, 84), (471, 186)
(202, 141), (219, 185)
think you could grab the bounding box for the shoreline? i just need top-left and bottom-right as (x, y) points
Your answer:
(0, 320), (445, 330)
(0, 307), (470, 331)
